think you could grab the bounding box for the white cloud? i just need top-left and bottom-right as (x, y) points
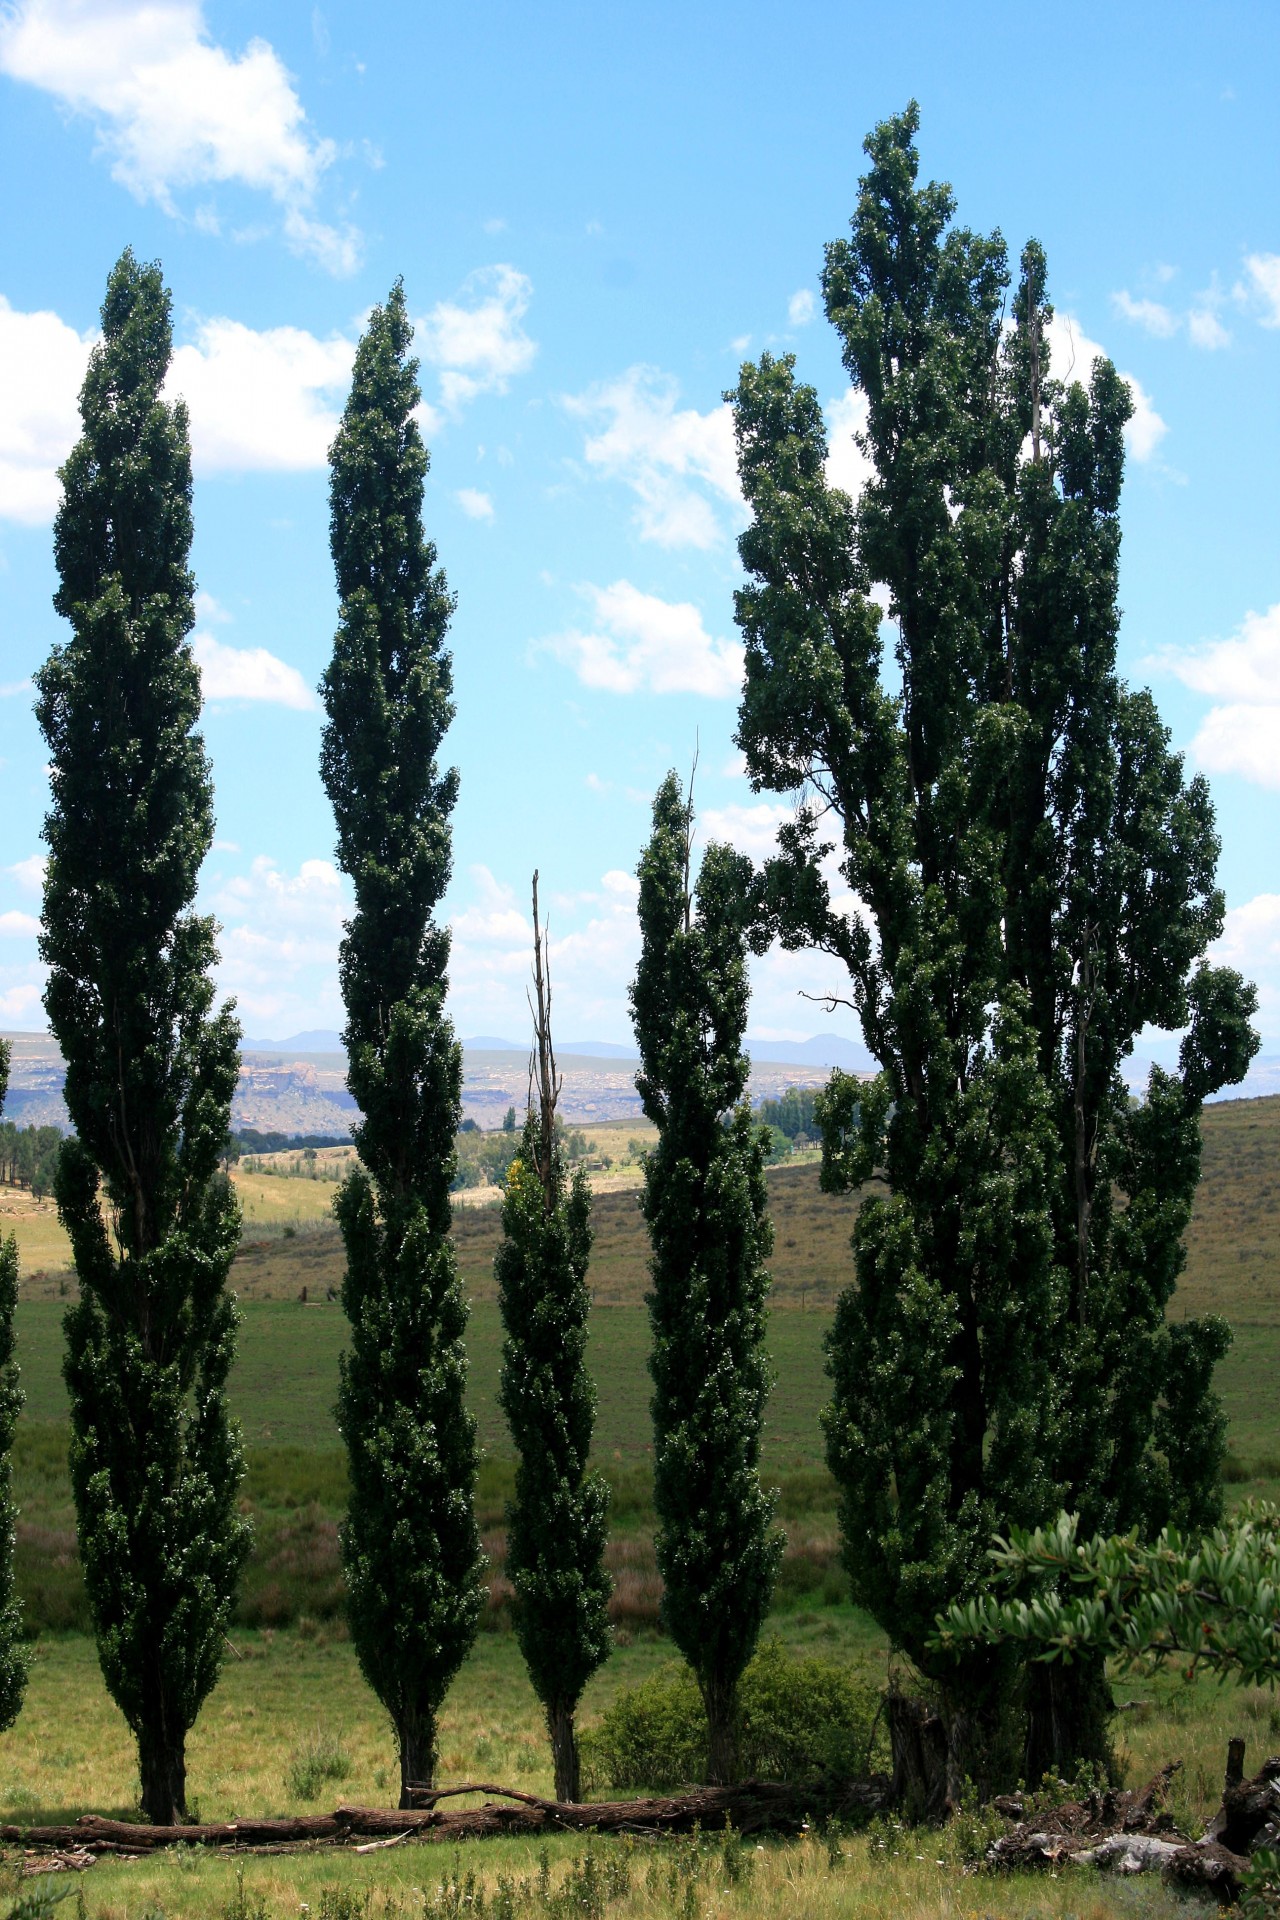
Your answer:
(208, 855), (347, 1008)
(824, 387), (874, 501)
(700, 800), (797, 864)
(788, 288), (816, 326)
(1046, 313), (1167, 463)
(0, 296), (92, 522)
(1155, 603), (1280, 788)
(0, 296), (357, 519)
(0, 0), (357, 272)
(1112, 291), (1177, 338)
(0, 680), (32, 697)
(547, 581), (744, 698)
(1188, 306), (1231, 350)
(416, 266), (536, 412)
(451, 866), (532, 951)
(456, 487), (494, 521)
(0, 981), (44, 1025)
(169, 318), (353, 470)
(1210, 893), (1280, 1039)
(193, 634), (316, 710)
(1242, 254), (1280, 328)
(1113, 284), (1232, 352)
(6, 856), (46, 894)
(0, 910), (41, 938)
(565, 365), (744, 550)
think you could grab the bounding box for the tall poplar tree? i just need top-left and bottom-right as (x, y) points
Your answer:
(631, 773), (783, 1785)
(728, 106), (1257, 1796)
(497, 876), (611, 1803)
(0, 1040), (28, 1733)
(321, 282), (484, 1804)
(36, 249), (249, 1823)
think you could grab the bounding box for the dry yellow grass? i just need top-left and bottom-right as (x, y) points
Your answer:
(0, 1624), (1198, 1920)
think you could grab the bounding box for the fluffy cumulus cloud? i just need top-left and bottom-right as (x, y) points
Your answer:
(1046, 314), (1167, 463)
(0, 296), (93, 522)
(456, 487), (494, 521)
(1112, 287), (1231, 350)
(0, 263), (533, 521)
(824, 387), (874, 501)
(169, 319), (353, 470)
(415, 266), (536, 413)
(1153, 603), (1280, 788)
(193, 633), (316, 710)
(1242, 254), (1280, 328)
(205, 854), (348, 1028)
(565, 366), (744, 550)
(788, 288), (816, 326)
(6, 856), (46, 894)
(0, 0), (357, 272)
(546, 580), (743, 697)
(1210, 893), (1280, 1041)
(448, 865), (641, 1039)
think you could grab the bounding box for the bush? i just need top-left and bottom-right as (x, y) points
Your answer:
(580, 1639), (881, 1790)
(285, 1728), (352, 1801)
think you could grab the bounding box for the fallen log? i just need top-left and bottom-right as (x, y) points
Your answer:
(0, 1778), (889, 1857)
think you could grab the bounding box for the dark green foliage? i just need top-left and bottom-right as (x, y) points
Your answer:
(728, 105), (1257, 1790)
(497, 1117), (611, 1800)
(35, 249), (249, 1824)
(320, 280), (483, 1802)
(631, 772), (784, 1784)
(0, 1043), (27, 1728)
(231, 1130), (349, 1156)
(0, 1124), (64, 1200)
(581, 1643), (880, 1791)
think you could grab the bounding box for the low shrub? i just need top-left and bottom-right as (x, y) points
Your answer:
(285, 1729), (352, 1802)
(580, 1639), (881, 1790)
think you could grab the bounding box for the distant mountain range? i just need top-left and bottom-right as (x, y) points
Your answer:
(11, 1025), (1277, 1137)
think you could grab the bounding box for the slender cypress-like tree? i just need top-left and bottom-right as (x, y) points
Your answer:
(496, 875), (611, 1803)
(631, 773), (783, 1785)
(728, 106), (1257, 1797)
(0, 1040), (28, 1733)
(35, 249), (249, 1824)
(321, 281), (484, 1804)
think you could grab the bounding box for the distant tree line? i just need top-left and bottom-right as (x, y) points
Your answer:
(0, 1121), (64, 1199)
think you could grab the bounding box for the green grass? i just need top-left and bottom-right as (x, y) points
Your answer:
(11, 1298), (834, 1463)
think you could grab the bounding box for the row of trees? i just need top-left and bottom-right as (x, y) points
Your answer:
(0, 1121), (63, 1198)
(8, 100), (1254, 1824)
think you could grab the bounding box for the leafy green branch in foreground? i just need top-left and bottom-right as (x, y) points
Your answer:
(933, 1506), (1280, 1685)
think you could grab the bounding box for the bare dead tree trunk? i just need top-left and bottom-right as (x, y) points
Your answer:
(527, 871), (561, 1217)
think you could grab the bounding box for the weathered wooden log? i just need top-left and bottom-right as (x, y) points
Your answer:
(0, 1778), (889, 1856)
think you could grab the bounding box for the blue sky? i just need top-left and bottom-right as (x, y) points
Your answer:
(1, 0), (1278, 1050)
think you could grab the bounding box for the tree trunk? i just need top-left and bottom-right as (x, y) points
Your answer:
(702, 1674), (738, 1787)
(137, 1721), (187, 1826)
(1023, 1653), (1115, 1785)
(548, 1701), (579, 1805)
(887, 1690), (948, 1822)
(397, 1709), (437, 1809)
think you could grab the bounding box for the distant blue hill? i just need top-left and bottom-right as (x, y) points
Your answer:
(744, 1031), (874, 1072)
(242, 1030), (345, 1054)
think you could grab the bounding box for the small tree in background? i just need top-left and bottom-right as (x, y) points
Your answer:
(496, 875), (611, 1803)
(36, 249), (249, 1822)
(321, 281), (483, 1804)
(0, 1041), (28, 1732)
(631, 772), (783, 1785)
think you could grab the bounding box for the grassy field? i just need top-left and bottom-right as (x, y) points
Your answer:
(0, 1098), (1276, 1918)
